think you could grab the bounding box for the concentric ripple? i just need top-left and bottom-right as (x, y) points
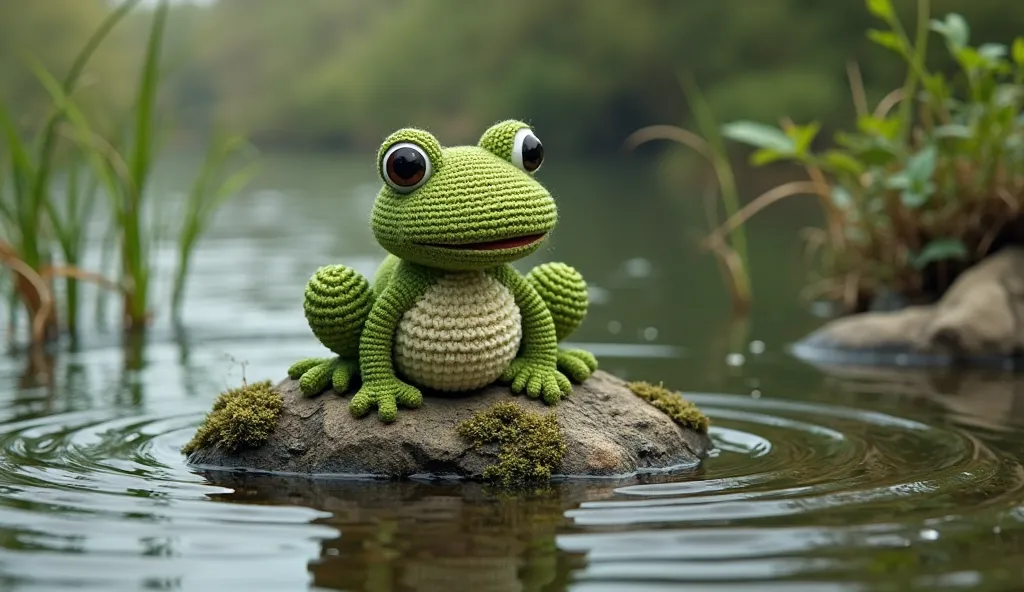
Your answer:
(2, 338), (1024, 591)
(558, 393), (1024, 591)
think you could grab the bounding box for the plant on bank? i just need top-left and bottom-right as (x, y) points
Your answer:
(0, 0), (257, 345)
(715, 0), (1024, 312)
(626, 76), (753, 315)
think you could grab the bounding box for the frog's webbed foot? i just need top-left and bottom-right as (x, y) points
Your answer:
(288, 356), (360, 396)
(349, 377), (422, 423)
(556, 348), (598, 383)
(500, 358), (573, 405)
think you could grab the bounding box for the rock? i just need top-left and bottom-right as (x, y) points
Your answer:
(185, 370), (713, 479)
(794, 247), (1024, 367)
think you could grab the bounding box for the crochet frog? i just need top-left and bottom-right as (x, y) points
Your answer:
(287, 120), (598, 422)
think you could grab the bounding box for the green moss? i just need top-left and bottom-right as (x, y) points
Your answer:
(627, 381), (709, 433)
(182, 380), (283, 455)
(457, 402), (565, 487)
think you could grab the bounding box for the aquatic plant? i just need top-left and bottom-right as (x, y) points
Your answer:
(626, 76), (752, 314)
(717, 0), (1024, 312)
(181, 380), (283, 455)
(0, 0), (143, 341)
(627, 381), (709, 433)
(457, 402), (565, 487)
(1, 0), (256, 346)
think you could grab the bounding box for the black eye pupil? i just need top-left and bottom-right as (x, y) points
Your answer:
(386, 147), (426, 187)
(521, 135), (544, 171)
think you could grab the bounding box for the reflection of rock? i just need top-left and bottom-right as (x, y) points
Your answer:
(186, 370), (711, 479)
(203, 476), (622, 592)
(794, 248), (1024, 367)
(811, 362), (1024, 432)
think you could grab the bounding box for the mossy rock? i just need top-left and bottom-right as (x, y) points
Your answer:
(184, 370), (713, 480)
(182, 380), (283, 455)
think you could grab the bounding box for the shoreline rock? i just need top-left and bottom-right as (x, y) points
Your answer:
(793, 248), (1024, 369)
(185, 370), (713, 481)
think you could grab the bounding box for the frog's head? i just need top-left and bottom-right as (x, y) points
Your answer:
(370, 120), (556, 271)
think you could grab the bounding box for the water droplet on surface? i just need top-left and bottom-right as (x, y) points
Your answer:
(749, 340), (766, 354)
(607, 321), (621, 335)
(751, 389), (762, 399)
(643, 327), (658, 341)
(726, 353), (745, 367)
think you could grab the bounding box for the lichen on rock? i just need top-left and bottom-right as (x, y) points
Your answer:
(182, 380), (283, 455)
(457, 401), (565, 487)
(627, 381), (709, 433)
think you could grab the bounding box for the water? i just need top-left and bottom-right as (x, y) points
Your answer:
(2, 152), (1024, 590)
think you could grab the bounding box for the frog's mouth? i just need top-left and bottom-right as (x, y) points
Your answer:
(422, 233), (546, 251)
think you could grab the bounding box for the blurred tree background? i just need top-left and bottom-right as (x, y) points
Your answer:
(2, 0), (1022, 154)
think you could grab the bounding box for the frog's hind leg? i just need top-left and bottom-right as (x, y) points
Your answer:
(289, 264), (373, 396)
(526, 262), (598, 383)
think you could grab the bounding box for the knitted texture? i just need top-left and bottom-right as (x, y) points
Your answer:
(478, 119), (530, 162)
(287, 119), (598, 422)
(375, 128), (444, 180)
(526, 262), (588, 341)
(371, 144), (556, 271)
(303, 265), (373, 357)
(395, 271), (522, 391)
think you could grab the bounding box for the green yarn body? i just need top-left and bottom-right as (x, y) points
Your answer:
(289, 120), (598, 422)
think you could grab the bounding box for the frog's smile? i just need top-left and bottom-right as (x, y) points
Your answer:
(419, 232), (546, 251)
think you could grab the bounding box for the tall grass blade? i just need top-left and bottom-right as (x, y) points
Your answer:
(122, 0), (170, 330)
(680, 73), (752, 312)
(171, 135), (258, 318)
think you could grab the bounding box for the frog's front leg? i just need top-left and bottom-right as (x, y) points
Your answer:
(349, 263), (435, 422)
(490, 265), (572, 405)
(290, 264), (374, 396)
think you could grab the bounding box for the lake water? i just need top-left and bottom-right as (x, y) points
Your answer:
(1, 152), (1023, 590)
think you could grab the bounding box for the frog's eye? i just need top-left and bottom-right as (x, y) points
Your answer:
(511, 128), (544, 173)
(382, 142), (432, 193)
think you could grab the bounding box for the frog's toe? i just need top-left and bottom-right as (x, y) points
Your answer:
(331, 358), (359, 394)
(288, 357), (328, 379)
(396, 383), (422, 409)
(299, 360), (335, 396)
(557, 349), (598, 383)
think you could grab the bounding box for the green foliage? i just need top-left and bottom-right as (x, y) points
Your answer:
(458, 402), (565, 488)
(626, 381), (710, 433)
(721, 0), (1024, 308)
(0, 0), (256, 345)
(182, 380), (283, 455)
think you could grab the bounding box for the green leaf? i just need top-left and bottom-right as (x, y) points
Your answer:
(931, 14), (969, 49)
(911, 239), (968, 269)
(822, 150), (865, 175)
(885, 172), (911, 191)
(900, 188), (932, 208)
(866, 0), (895, 21)
(906, 144), (938, 183)
(1013, 37), (1024, 65)
(831, 186), (853, 210)
(750, 148), (787, 166)
(867, 29), (903, 53)
(932, 124), (971, 139)
(786, 122), (820, 157)
(721, 121), (794, 151)
(979, 43), (1008, 61)
(857, 115), (901, 139)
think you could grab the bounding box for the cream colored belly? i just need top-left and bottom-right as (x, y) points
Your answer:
(394, 271), (522, 391)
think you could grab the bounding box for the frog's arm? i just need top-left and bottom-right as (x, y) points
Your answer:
(489, 264), (572, 404)
(350, 261), (435, 422)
